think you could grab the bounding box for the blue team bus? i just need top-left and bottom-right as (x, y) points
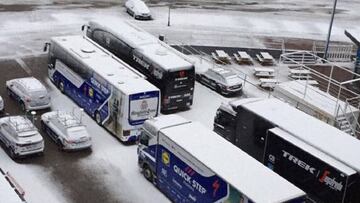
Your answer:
(43, 35), (160, 142)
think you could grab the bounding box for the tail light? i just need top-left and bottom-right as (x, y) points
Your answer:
(64, 139), (74, 144)
(25, 97), (31, 103)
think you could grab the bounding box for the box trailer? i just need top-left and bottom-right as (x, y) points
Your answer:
(264, 128), (360, 202)
(213, 98), (360, 202)
(138, 115), (306, 203)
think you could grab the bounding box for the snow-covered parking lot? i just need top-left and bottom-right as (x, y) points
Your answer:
(0, 0), (360, 202)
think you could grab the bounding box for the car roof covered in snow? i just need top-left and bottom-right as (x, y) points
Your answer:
(234, 98), (360, 172)
(0, 116), (36, 133)
(148, 115), (306, 202)
(10, 77), (46, 92)
(42, 111), (83, 129)
(88, 20), (193, 71)
(51, 35), (159, 95)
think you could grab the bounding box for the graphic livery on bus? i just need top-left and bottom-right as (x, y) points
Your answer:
(138, 115), (307, 203)
(83, 20), (195, 112)
(44, 35), (160, 142)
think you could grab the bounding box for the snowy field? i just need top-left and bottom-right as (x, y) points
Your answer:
(0, 1), (360, 202)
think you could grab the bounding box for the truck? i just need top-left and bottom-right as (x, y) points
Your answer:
(214, 98), (360, 202)
(138, 115), (307, 203)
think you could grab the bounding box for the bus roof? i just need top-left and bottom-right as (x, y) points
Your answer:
(154, 115), (306, 202)
(89, 20), (193, 71)
(235, 98), (360, 172)
(269, 127), (356, 175)
(0, 170), (25, 203)
(51, 35), (159, 95)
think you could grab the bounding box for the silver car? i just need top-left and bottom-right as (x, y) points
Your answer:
(41, 111), (92, 151)
(6, 77), (51, 111)
(0, 116), (44, 159)
(196, 67), (243, 96)
(125, 0), (152, 20)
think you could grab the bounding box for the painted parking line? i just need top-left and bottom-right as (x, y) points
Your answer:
(15, 57), (32, 75)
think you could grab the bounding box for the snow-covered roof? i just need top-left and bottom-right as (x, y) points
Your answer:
(44, 111), (82, 128)
(159, 117), (305, 202)
(51, 35), (159, 95)
(13, 77), (46, 92)
(274, 80), (358, 118)
(269, 127), (356, 175)
(238, 98), (360, 172)
(0, 116), (36, 133)
(142, 114), (191, 136)
(89, 20), (193, 71)
(0, 170), (25, 203)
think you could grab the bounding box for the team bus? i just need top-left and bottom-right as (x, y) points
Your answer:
(82, 20), (195, 112)
(138, 115), (307, 203)
(43, 35), (160, 143)
(213, 98), (360, 202)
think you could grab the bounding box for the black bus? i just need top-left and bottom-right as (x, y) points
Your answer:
(82, 20), (195, 113)
(213, 98), (360, 203)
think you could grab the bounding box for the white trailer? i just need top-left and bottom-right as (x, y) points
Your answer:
(138, 115), (306, 203)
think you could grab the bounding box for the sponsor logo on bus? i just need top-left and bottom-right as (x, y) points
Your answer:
(133, 55), (150, 69)
(282, 150), (316, 174)
(173, 165), (207, 194)
(162, 150), (170, 166)
(319, 170), (344, 192)
(90, 77), (110, 95)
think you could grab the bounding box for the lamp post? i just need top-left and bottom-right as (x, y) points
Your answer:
(167, 4), (171, 26)
(324, 0), (338, 60)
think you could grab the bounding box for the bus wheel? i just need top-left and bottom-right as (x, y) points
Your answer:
(143, 164), (153, 182)
(95, 111), (102, 125)
(59, 81), (65, 93)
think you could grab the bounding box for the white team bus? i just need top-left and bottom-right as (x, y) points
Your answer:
(43, 35), (160, 143)
(82, 20), (195, 112)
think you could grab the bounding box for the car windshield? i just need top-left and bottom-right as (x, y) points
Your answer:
(67, 126), (87, 138)
(18, 130), (38, 137)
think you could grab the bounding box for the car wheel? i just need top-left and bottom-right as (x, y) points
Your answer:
(143, 164), (153, 182)
(95, 111), (102, 125)
(59, 81), (65, 93)
(20, 101), (26, 111)
(6, 87), (11, 97)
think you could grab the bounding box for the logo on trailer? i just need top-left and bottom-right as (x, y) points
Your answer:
(282, 150), (316, 174)
(212, 179), (220, 197)
(319, 170), (344, 192)
(162, 150), (170, 166)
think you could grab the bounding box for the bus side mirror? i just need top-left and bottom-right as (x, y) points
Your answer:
(81, 25), (85, 31)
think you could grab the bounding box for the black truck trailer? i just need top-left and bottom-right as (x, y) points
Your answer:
(213, 98), (360, 203)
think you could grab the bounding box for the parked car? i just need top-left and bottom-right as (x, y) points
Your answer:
(125, 0), (152, 20)
(0, 96), (3, 112)
(196, 67), (243, 96)
(41, 111), (92, 151)
(0, 116), (44, 159)
(6, 77), (51, 111)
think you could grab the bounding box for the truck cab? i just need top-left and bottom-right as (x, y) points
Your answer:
(137, 115), (190, 182)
